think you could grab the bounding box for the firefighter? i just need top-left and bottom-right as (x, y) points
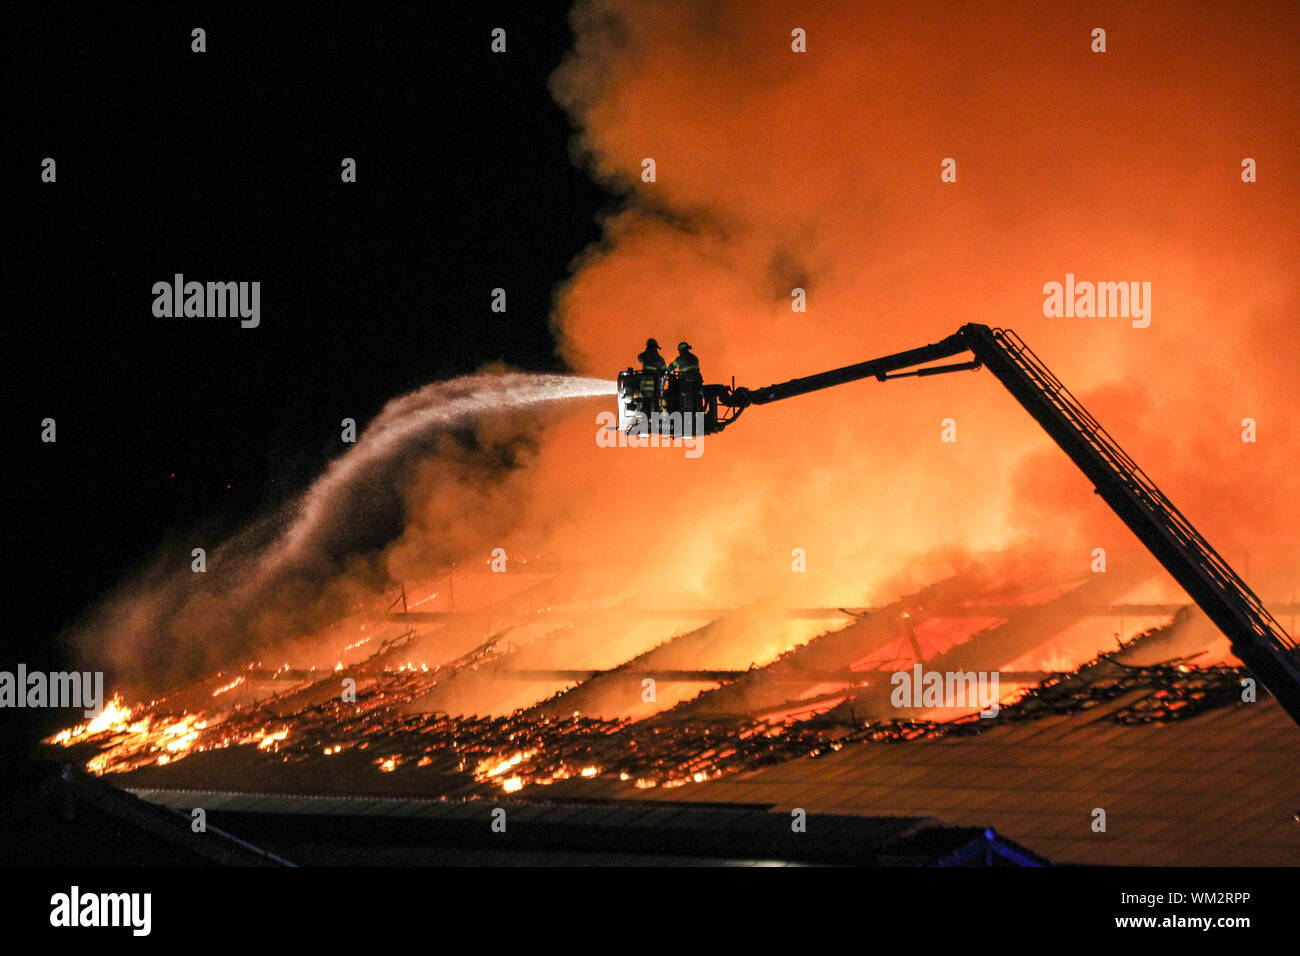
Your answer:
(668, 341), (702, 415)
(668, 341), (701, 381)
(636, 338), (666, 415)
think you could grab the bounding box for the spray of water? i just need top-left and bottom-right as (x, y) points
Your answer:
(75, 372), (616, 682)
(270, 373), (615, 571)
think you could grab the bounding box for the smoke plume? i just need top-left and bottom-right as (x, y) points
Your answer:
(75, 1), (1300, 709)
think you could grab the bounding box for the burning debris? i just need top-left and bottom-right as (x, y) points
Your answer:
(46, 568), (1267, 796)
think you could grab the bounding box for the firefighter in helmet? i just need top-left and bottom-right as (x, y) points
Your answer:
(668, 341), (701, 382)
(667, 341), (702, 414)
(636, 338), (666, 413)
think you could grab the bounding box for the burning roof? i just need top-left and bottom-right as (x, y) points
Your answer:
(46, 552), (1299, 864)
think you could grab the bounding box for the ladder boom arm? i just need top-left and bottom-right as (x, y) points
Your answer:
(734, 333), (971, 405)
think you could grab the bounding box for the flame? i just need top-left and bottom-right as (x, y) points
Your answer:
(477, 750), (534, 779)
(48, 694), (133, 745)
(256, 727), (290, 751)
(212, 676), (245, 697)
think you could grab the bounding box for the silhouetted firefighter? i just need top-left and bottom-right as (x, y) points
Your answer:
(665, 341), (702, 422)
(636, 337), (666, 411)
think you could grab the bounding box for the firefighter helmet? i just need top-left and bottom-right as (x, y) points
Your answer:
(677, 341), (692, 352)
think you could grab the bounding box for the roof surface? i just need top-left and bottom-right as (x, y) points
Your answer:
(540, 696), (1300, 865)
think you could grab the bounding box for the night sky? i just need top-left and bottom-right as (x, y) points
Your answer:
(4, 1), (606, 749)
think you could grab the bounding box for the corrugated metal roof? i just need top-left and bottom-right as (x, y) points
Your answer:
(568, 699), (1298, 865)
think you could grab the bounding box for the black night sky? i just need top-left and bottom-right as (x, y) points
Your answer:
(4, 2), (606, 751)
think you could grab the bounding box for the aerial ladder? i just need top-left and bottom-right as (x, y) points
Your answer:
(619, 323), (1300, 726)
